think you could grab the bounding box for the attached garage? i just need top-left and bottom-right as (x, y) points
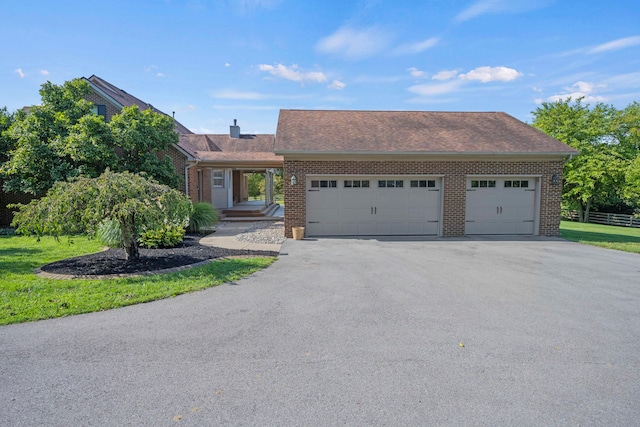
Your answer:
(465, 177), (538, 235)
(275, 110), (578, 238)
(306, 176), (442, 236)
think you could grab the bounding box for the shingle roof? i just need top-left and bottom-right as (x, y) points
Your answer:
(85, 75), (193, 134)
(275, 110), (578, 156)
(179, 134), (283, 164)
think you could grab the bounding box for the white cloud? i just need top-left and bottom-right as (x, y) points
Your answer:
(589, 35), (640, 54)
(455, 0), (551, 22)
(408, 80), (463, 96)
(328, 79), (346, 90)
(15, 68), (25, 78)
(458, 66), (522, 82)
(213, 90), (266, 100)
(258, 63), (327, 83)
(39, 69), (50, 76)
(408, 67), (428, 78)
(395, 37), (439, 55)
(543, 81), (608, 103)
(316, 26), (392, 60)
(225, 62), (231, 67)
(432, 69), (459, 81)
(157, 72), (165, 77)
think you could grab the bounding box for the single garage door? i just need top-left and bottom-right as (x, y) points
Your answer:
(465, 177), (537, 235)
(306, 176), (442, 236)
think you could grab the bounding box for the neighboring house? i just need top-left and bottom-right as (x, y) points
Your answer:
(179, 121), (283, 214)
(275, 109), (578, 238)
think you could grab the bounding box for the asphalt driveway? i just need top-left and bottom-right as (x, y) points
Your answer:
(1, 237), (639, 426)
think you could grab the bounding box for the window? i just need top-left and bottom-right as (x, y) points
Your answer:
(343, 180), (370, 188)
(410, 180), (436, 188)
(471, 180), (496, 188)
(312, 180), (337, 188)
(504, 180), (529, 188)
(213, 170), (224, 188)
(378, 180), (404, 188)
(91, 105), (106, 119)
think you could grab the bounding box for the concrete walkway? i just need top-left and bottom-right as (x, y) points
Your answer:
(199, 221), (283, 252)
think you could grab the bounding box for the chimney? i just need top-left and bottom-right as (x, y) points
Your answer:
(230, 119), (240, 138)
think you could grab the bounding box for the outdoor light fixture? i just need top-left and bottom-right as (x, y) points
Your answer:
(290, 174), (298, 186)
(551, 174), (560, 185)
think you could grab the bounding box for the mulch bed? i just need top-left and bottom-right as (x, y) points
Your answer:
(39, 235), (278, 276)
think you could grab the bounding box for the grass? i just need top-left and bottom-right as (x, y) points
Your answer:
(0, 235), (276, 325)
(560, 220), (640, 254)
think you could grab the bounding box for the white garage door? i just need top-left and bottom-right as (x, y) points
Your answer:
(306, 176), (441, 236)
(465, 177), (537, 235)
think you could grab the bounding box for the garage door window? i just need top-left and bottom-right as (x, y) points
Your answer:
(344, 180), (370, 188)
(504, 180), (529, 188)
(311, 180), (337, 188)
(410, 180), (436, 188)
(378, 180), (404, 188)
(471, 180), (496, 188)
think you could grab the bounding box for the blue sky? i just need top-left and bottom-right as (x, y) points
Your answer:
(2, 0), (640, 134)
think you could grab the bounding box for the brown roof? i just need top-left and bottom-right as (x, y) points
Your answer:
(179, 134), (283, 164)
(85, 75), (193, 134)
(275, 110), (578, 156)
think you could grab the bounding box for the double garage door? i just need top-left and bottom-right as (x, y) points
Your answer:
(306, 176), (442, 236)
(306, 175), (538, 237)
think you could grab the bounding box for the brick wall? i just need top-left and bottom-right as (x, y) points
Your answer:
(283, 159), (564, 238)
(84, 93), (121, 122)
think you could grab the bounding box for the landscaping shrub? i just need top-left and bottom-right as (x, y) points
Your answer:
(138, 224), (185, 249)
(188, 202), (219, 233)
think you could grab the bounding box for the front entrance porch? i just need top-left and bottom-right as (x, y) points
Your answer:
(221, 200), (283, 220)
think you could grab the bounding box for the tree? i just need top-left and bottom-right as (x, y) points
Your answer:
(0, 107), (17, 163)
(11, 170), (191, 260)
(109, 105), (180, 188)
(532, 98), (634, 221)
(247, 173), (264, 198)
(0, 79), (181, 195)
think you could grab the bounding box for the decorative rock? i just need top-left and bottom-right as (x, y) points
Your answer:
(235, 221), (286, 244)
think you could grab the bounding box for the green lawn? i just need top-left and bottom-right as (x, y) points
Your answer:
(560, 220), (640, 254)
(0, 235), (275, 325)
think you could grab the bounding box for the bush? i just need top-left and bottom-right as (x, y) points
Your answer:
(138, 224), (185, 249)
(188, 202), (219, 233)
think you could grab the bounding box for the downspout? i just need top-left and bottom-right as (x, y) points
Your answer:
(184, 160), (199, 199)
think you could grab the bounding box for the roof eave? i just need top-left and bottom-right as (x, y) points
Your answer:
(274, 150), (579, 157)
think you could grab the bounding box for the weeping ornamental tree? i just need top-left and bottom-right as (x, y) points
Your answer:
(11, 170), (191, 260)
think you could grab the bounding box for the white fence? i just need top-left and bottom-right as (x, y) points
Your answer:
(563, 210), (640, 228)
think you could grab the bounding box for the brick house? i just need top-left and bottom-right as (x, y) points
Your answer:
(275, 110), (578, 238)
(179, 122), (282, 216)
(85, 76), (282, 214)
(1, 76), (282, 225)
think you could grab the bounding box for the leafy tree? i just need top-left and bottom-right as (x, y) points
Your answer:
(247, 173), (264, 198)
(0, 79), (181, 195)
(109, 105), (180, 188)
(532, 98), (635, 221)
(0, 107), (17, 163)
(11, 170), (191, 260)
